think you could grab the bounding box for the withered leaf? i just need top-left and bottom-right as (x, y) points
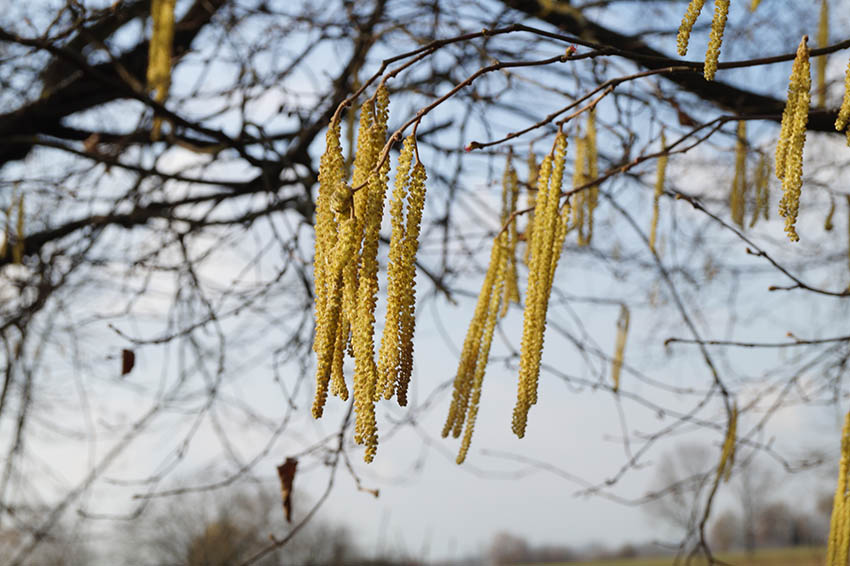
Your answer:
(121, 349), (135, 376)
(276, 457), (297, 523)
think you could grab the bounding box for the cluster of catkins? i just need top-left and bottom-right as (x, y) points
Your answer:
(442, 116), (611, 463)
(678, 1), (850, 242)
(312, 84), (427, 462)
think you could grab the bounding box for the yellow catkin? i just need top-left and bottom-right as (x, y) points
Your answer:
(584, 109), (599, 245)
(456, 232), (508, 464)
(512, 132), (568, 438)
(352, 85), (390, 462)
(147, 0), (176, 140)
(846, 196), (850, 276)
(377, 135), (415, 400)
(826, 411), (850, 566)
(749, 153), (770, 227)
(817, 0), (829, 109)
(395, 160), (428, 407)
(610, 305), (629, 393)
(443, 233), (506, 439)
(826, 198), (836, 231)
(312, 216), (357, 418)
(719, 403), (738, 482)
(571, 135), (588, 245)
(677, 0), (707, 56)
(12, 193), (24, 265)
(776, 36), (811, 243)
(500, 155), (521, 317)
(523, 151), (539, 267)
(703, 0), (730, 81)
(836, 56), (850, 138)
(329, 319), (349, 401)
(311, 120), (346, 416)
(749, 0), (760, 10)
(649, 133), (668, 254)
(730, 121), (748, 228)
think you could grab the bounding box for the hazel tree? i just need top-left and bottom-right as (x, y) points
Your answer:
(2, 1), (850, 564)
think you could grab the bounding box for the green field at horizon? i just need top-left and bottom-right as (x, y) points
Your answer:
(559, 546), (824, 566)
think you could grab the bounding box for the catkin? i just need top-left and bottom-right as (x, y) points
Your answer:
(826, 411), (850, 566)
(523, 151), (539, 267)
(717, 403), (738, 482)
(749, 0), (760, 10)
(704, 0), (730, 81)
(396, 160), (427, 406)
(749, 153), (770, 227)
(352, 85), (391, 462)
(846, 196), (850, 276)
(776, 36), (811, 243)
(677, 0), (707, 56)
(512, 132), (568, 438)
(836, 55), (850, 139)
(456, 232), (509, 464)
(147, 0), (176, 140)
(572, 135), (588, 245)
(610, 305), (629, 393)
(312, 216), (357, 418)
(377, 135), (415, 400)
(817, 0), (829, 108)
(584, 109), (599, 245)
(730, 121), (748, 228)
(312, 119), (347, 415)
(826, 198), (836, 231)
(649, 133), (668, 254)
(443, 232), (507, 439)
(500, 154), (521, 317)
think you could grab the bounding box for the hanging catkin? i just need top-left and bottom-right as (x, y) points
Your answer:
(649, 133), (668, 254)
(500, 153), (521, 317)
(716, 403), (738, 482)
(523, 150), (539, 267)
(704, 0), (730, 81)
(512, 131), (569, 438)
(730, 121), (748, 228)
(611, 305), (629, 392)
(442, 233), (507, 441)
(776, 36), (811, 243)
(377, 135), (416, 401)
(749, 153), (770, 227)
(817, 0), (830, 108)
(826, 411), (850, 566)
(351, 85), (391, 462)
(147, 0), (176, 140)
(455, 232), (509, 464)
(584, 109), (599, 245)
(836, 54), (850, 145)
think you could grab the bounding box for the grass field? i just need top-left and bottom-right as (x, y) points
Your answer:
(562, 546), (824, 566)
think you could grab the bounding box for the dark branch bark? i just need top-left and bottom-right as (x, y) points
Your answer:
(501, 0), (843, 134)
